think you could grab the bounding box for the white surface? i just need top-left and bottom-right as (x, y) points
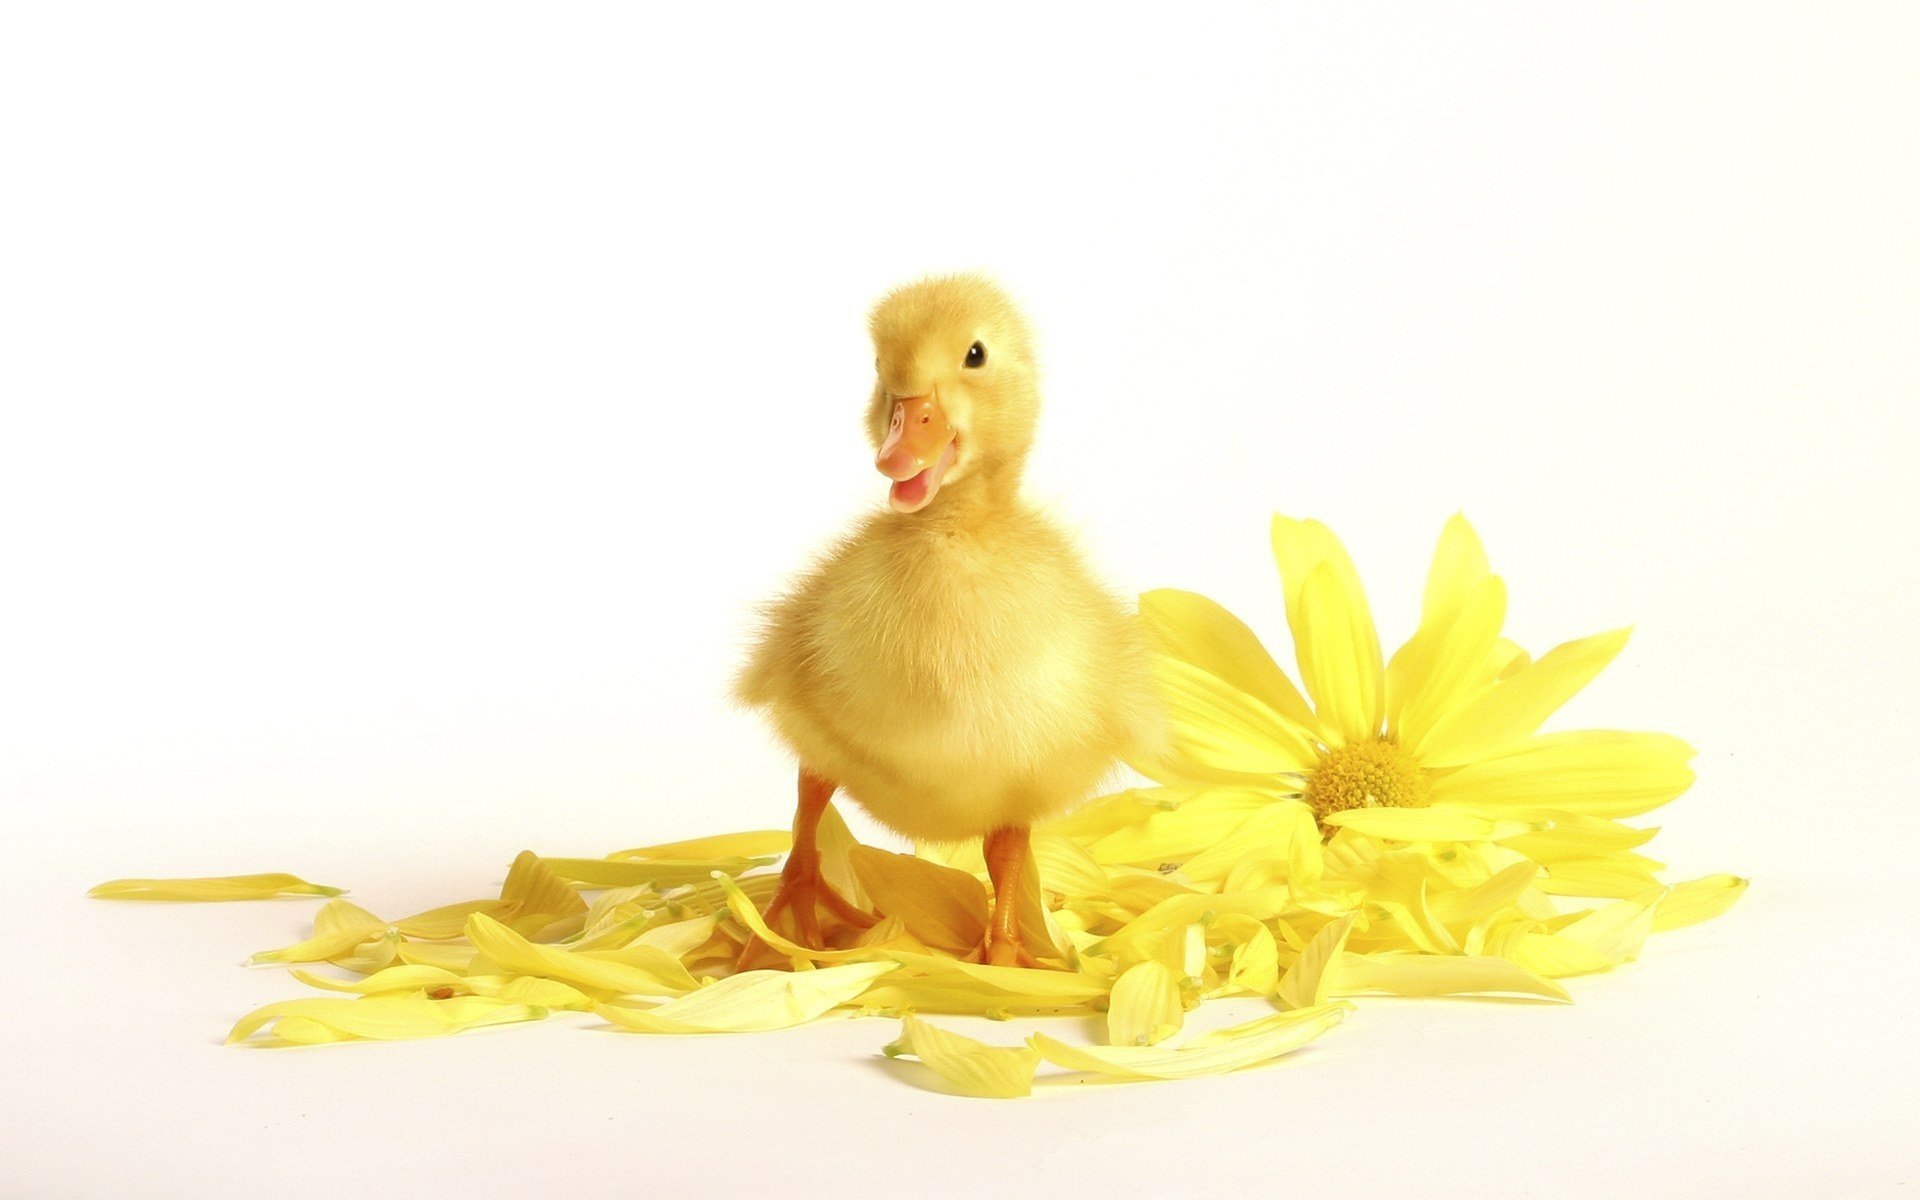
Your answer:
(3, 4), (1915, 1197)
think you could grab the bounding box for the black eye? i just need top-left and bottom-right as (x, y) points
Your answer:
(964, 341), (987, 369)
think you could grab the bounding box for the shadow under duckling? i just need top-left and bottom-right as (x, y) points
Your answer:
(734, 274), (1164, 967)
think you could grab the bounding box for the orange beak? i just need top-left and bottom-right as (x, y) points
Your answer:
(876, 394), (957, 513)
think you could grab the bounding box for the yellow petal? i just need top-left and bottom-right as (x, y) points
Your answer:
(857, 978), (1093, 1018)
(89, 873), (343, 901)
(1330, 952), (1570, 1001)
(1269, 515), (1370, 638)
(538, 856), (773, 888)
(338, 972), (597, 1010)
(1558, 889), (1662, 962)
(249, 898), (388, 965)
(1420, 629), (1633, 766)
(1039, 789), (1164, 847)
(1139, 588), (1321, 735)
(1321, 806), (1539, 843)
(1653, 874), (1749, 932)
(1107, 961), (1185, 1046)
(396, 851), (586, 940)
(852, 914), (932, 954)
(332, 929), (403, 975)
(1501, 814), (1660, 860)
(261, 1017), (356, 1044)
(849, 846), (986, 955)
(1101, 871), (1196, 919)
(1490, 638), (1530, 679)
(1388, 575), (1507, 748)
(1030, 1004), (1346, 1081)
(1030, 832), (1109, 900)
(496, 850), (588, 923)
(632, 915), (722, 959)
(1276, 913), (1356, 1010)
(1430, 730), (1696, 818)
(1151, 657), (1319, 777)
(465, 912), (697, 997)
(1088, 788), (1283, 869)
(1505, 930), (1621, 978)
(1180, 800), (1320, 886)
(1536, 855), (1668, 898)
(1099, 888), (1291, 963)
(485, 976), (597, 1009)
(884, 1015), (1040, 1098)
(881, 951), (1112, 1005)
(813, 801), (870, 909)
(1428, 861), (1543, 934)
(598, 961), (897, 1033)
(1216, 919), (1280, 996)
(607, 831), (792, 861)
(1386, 517), (1500, 742)
(289, 965), (465, 995)
(389, 901), (496, 942)
(1294, 561), (1385, 746)
(1368, 891), (1461, 956)
(1271, 516), (1385, 745)
(396, 941), (478, 973)
(227, 995), (546, 1045)
(1420, 514), (1492, 628)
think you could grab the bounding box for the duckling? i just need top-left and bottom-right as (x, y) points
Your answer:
(733, 274), (1162, 967)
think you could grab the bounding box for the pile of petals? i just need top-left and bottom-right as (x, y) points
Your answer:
(92, 514), (1744, 1098)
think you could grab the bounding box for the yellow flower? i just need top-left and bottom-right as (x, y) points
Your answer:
(1140, 514), (1705, 899)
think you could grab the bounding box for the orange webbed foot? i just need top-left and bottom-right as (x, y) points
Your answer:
(732, 851), (875, 971)
(971, 933), (1040, 969)
(733, 769), (877, 972)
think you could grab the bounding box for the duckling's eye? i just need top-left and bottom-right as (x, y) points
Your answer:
(964, 341), (987, 369)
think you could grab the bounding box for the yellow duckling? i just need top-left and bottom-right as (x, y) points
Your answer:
(734, 274), (1162, 966)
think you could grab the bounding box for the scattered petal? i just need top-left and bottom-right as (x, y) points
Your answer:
(607, 831), (792, 861)
(1330, 952), (1570, 1001)
(1107, 961), (1185, 1046)
(465, 912), (697, 997)
(1031, 1004), (1347, 1081)
(228, 995), (546, 1045)
(89, 873), (343, 902)
(540, 856), (774, 888)
(395, 851), (586, 940)
(884, 1015), (1040, 1098)
(249, 899), (389, 965)
(599, 962), (897, 1033)
(849, 846), (987, 955)
(1654, 874), (1750, 932)
(1276, 913), (1356, 1010)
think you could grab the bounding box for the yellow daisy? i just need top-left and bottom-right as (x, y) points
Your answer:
(1139, 513), (1696, 898)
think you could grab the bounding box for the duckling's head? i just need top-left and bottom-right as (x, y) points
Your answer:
(867, 274), (1038, 513)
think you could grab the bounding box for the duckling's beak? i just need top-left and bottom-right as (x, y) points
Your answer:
(877, 394), (957, 513)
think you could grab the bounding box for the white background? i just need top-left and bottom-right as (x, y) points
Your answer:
(3, 4), (1915, 1197)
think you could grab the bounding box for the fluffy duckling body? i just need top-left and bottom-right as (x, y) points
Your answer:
(739, 471), (1147, 844)
(734, 275), (1161, 966)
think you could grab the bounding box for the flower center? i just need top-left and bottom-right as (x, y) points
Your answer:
(1302, 738), (1431, 822)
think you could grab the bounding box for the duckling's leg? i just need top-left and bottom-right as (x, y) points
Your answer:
(736, 769), (875, 969)
(979, 825), (1040, 969)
